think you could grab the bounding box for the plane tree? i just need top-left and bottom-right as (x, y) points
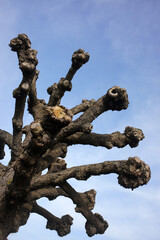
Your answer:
(0, 34), (151, 239)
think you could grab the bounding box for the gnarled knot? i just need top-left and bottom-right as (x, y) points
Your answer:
(19, 48), (38, 73)
(12, 83), (30, 98)
(118, 156), (151, 190)
(30, 121), (43, 135)
(125, 126), (145, 148)
(29, 121), (50, 151)
(9, 34), (38, 73)
(47, 83), (57, 95)
(9, 34), (31, 51)
(85, 213), (108, 237)
(42, 105), (73, 133)
(58, 78), (72, 91)
(75, 189), (96, 212)
(46, 106), (72, 122)
(72, 49), (90, 69)
(106, 86), (129, 111)
(81, 123), (93, 133)
(46, 214), (73, 237)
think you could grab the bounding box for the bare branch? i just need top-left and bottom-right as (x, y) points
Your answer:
(47, 80), (72, 106)
(9, 34), (38, 162)
(64, 126), (144, 149)
(32, 202), (73, 237)
(75, 189), (96, 213)
(70, 99), (96, 115)
(0, 130), (12, 149)
(35, 143), (68, 173)
(27, 186), (96, 212)
(31, 157), (151, 191)
(28, 70), (39, 108)
(27, 187), (67, 201)
(55, 86), (129, 142)
(47, 49), (89, 106)
(27, 71), (49, 121)
(0, 130), (12, 160)
(28, 99), (47, 121)
(60, 181), (108, 237)
(22, 125), (32, 148)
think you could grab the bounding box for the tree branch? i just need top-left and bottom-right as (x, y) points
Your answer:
(27, 186), (96, 212)
(27, 71), (49, 121)
(0, 130), (12, 149)
(35, 143), (68, 173)
(0, 130), (12, 159)
(31, 157), (151, 191)
(47, 49), (89, 106)
(54, 86), (129, 142)
(60, 181), (108, 236)
(64, 126), (144, 149)
(70, 98), (96, 115)
(9, 34), (38, 162)
(28, 70), (39, 108)
(32, 202), (73, 237)
(27, 187), (67, 201)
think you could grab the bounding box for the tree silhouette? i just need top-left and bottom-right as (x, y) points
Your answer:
(0, 34), (151, 239)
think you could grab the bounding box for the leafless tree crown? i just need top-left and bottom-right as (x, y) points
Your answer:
(0, 34), (151, 239)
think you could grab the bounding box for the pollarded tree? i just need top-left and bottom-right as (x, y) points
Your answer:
(0, 34), (151, 239)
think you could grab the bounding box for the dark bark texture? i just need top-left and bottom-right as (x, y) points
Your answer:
(0, 34), (151, 239)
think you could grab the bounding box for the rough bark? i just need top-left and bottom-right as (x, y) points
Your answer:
(0, 34), (151, 239)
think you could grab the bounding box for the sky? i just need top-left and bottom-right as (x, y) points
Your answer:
(0, 0), (160, 239)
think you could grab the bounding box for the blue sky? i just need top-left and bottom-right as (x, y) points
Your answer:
(0, 0), (160, 239)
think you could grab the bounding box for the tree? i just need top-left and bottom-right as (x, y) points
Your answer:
(0, 34), (151, 239)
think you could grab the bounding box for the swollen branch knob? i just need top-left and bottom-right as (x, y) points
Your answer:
(72, 49), (90, 69)
(106, 86), (129, 111)
(118, 157), (151, 190)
